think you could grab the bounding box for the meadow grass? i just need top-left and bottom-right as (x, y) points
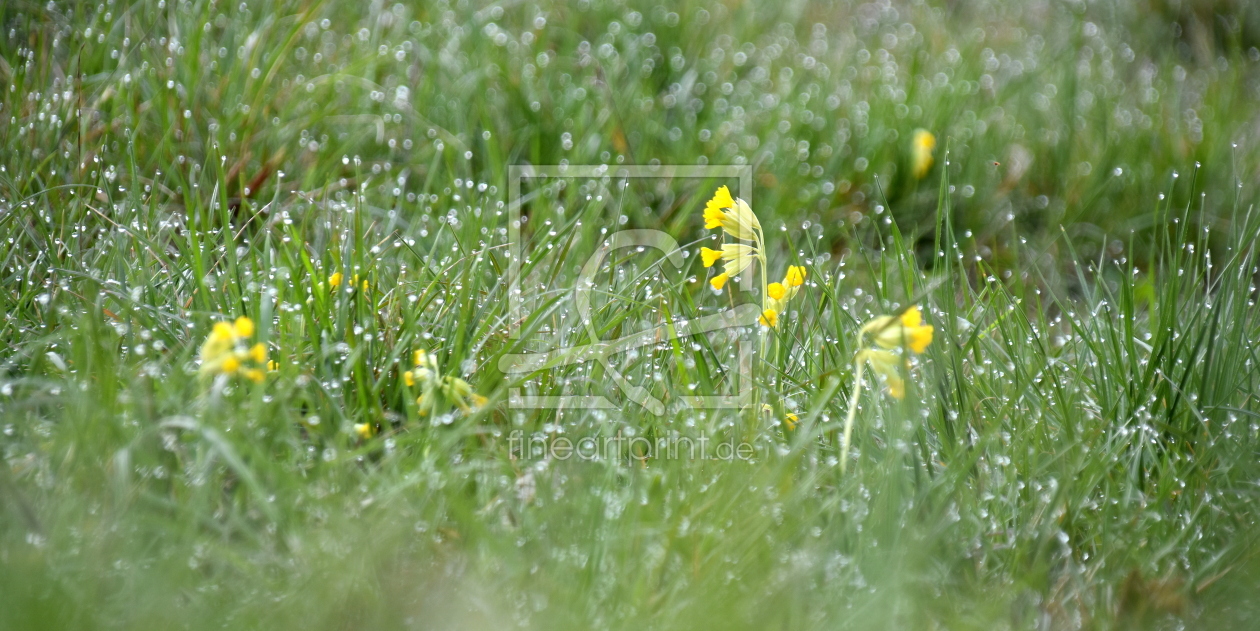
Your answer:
(3, 0), (1260, 628)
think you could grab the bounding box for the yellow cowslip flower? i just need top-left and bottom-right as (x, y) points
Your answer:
(911, 129), (936, 180)
(705, 184), (734, 214)
(762, 266), (808, 323)
(233, 316), (255, 338)
(759, 308), (778, 328)
(860, 305), (934, 354)
(354, 422), (373, 439)
(700, 244), (756, 277)
(267, 360), (279, 372)
(210, 321), (235, 342)
(703, 186), (760, 242)
(720, 244), (755, 277)
(406, 348), (487, 417)
(860, 349), (907, 400)
(197, 316), (271, 382)
(411, 349), (437, 383)
(840, 305), (934, 472)
(784, 413), (799, 430)
(698, 188), (809, 332)
(414, 349), (440, 370)
(704, 244), (756, 292)
(444, 375), (476, 412)
(198, 325), (236, 372)
(329, 272), (368, 292)
(785, 266), (806, 287)
(700, 247), (723, 267)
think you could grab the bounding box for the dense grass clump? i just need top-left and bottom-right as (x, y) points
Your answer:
(2, 1), (1260, 629)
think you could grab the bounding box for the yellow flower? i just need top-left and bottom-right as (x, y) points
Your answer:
(198, 326), (237, 376)
(703, 244), (757, 289)
(414, 349), (436, 369)
(197, 316), (271, 381)
(329, 272), (367, 292)
(784, 266), (806, 287)
(267, 360), (279, 372)
(700, 247), (724, 267)
(911, 129), (936, 180)
(702, 205), (725, 231)
(771, 264), (811, 306)
(784, 413), (799, 430)
(354, 422), (373, 439)
(405, 349), (485, 416)
(759, 308), (778, 328)
(705, 184), (734, 215)
(411, 349), (437, 384)
(761, 265), (807, 326)
(861, 349), (907, 399)
(861, 305), (934, 354)
(210, 321), (236, 342)
(841, 306), (934, 471)
(445, 375), (478, 412)
(233, 316), (255, 338)
(718, 243), (756, 277)
(702, 187), (760, 241)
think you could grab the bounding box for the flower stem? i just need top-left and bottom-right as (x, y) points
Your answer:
(755, 226), (768, 313)
(753, 226), (769, 435)
(841, 351), (867, 473)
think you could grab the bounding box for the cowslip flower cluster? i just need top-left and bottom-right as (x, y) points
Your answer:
(762, 265), (808, 328)
(354, 349), (488, 440)
(329, 271), (369, 292)
(198, 316), (268, 383)
(911, 129), (936, 180)
(403, 349), (488, 418)
(840, 305), (934, 471)
(699, 186), (807, 328)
